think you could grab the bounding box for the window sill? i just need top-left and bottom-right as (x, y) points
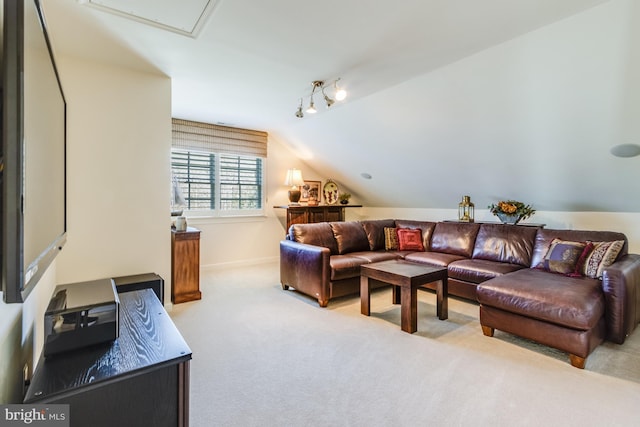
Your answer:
(182, 214), (268, 226)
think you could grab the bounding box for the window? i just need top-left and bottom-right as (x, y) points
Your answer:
(171, 119), (267, 217)
(219, 154), (263, 210)
(171, 150), (215, 210)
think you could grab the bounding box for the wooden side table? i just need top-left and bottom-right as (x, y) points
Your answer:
(171, 227), (202, 304)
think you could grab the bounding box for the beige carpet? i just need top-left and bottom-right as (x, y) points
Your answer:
(169, 263), (640, 427)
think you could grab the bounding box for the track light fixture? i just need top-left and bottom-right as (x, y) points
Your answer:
(334, 78), (347, 101)
(295, 79), (347, 118)
(322, 85), (335, 108)
(295, 98), (304, 118)
(306, 81), (321, 114)
(306, 98), (317, 114)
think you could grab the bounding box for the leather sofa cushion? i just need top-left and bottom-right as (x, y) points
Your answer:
(330, 222), (370, 255)
(405, 251), (465, 267)
(531, 228), (628, 268)
(330, 254), (370, 280)
(386, 250), (417, 259)
(472, 223), (538, 267)
(351, 251), (399, 264)
(394, 220), (436, 250)
(291, 222), (338, 255)
(448, 259), (524, 284)
(477, 269), (605, 330)
(430, 222), (481, 257)
(361, 219), (397, 251)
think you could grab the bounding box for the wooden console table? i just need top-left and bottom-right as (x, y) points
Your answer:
(274, 204), (363, 231)
(171, 227), (202, 304)
(24, 289), (192, 427)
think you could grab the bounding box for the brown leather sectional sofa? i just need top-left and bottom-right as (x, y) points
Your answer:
(279, 219), (640, 368)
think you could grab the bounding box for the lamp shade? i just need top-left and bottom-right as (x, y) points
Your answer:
(284, 169), (304, 187)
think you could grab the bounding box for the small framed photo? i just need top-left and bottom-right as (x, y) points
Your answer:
(301, 180), (321, 203)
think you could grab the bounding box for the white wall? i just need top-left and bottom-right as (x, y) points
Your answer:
(55, 57), (172, 296)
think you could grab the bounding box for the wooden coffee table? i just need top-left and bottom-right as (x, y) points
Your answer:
(360, 260), (448, 333)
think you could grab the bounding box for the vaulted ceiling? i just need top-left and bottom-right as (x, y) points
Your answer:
(45, 0), (640, 212)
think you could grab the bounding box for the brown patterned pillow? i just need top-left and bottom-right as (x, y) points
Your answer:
(581, 240), (624, 279)
(384, 227), (398, 250)
(537, 238), (586, 275)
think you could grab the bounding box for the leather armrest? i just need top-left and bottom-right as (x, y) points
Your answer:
(601, 253), (640, 343)
(280, 240), (331, 306)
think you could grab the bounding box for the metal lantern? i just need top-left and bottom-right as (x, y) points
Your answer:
(458, 195), (474, 222)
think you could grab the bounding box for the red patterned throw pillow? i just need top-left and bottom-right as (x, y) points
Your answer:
(396, 228), (425, 251)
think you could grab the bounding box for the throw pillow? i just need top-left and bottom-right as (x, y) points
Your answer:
(396, 228), (425, 251)
(581, 240), (624, 279)
(574, 241), (595, 277)
(537, 238), (587, 275)
(384, 227), (398, 250)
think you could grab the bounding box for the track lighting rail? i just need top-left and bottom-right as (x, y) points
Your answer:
(295, 78), (347, 118)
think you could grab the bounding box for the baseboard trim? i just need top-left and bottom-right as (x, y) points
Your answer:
(201, 256), (279, 271)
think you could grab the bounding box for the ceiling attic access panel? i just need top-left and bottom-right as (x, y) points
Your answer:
(81, 0), (220, 37)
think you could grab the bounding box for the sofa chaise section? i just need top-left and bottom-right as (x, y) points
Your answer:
(477, 228), (640, 368)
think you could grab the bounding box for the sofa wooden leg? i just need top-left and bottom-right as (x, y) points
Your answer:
(481, 325), (494, 337)
(281, 283), (290, 290)
(569, 354), (586, 369)
(318, 299), (328, 308)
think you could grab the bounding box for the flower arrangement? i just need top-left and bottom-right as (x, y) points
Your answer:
(488, 200), (535, 224)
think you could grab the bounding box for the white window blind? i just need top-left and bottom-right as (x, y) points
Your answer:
(172, 118), (267, 157)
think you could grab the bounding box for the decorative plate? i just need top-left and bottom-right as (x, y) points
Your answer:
(323, 179), (339, 205)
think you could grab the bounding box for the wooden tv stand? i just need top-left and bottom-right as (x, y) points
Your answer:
(24, 289), (192, 427)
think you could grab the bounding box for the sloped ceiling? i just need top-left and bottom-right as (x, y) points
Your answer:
(44, 0), (640, 212)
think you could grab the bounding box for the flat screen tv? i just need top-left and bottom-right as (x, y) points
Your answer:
(2, 0), (67, 303)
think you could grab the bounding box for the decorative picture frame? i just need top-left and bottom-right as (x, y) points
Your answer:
(323, 179), (339, 205)
(301, 180), (321, 203)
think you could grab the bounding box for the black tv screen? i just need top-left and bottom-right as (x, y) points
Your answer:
(2, 0), (67, 302)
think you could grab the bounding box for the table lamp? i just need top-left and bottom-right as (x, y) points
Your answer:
(284, 168), (304, 205)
